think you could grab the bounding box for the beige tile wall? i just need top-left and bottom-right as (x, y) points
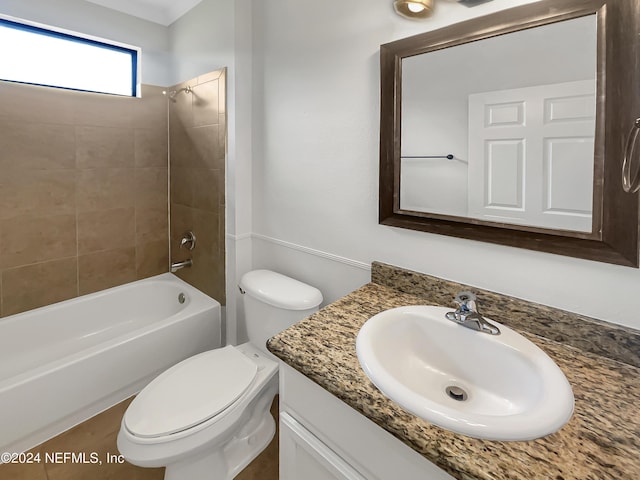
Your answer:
(169, 69), (226, 304)
(0, 72), (232, 478)
(0, 81), (169, 318)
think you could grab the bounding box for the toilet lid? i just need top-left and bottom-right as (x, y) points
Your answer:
(124, 346), (258, 438)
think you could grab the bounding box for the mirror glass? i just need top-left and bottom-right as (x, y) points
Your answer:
(399, 15), (597, 232)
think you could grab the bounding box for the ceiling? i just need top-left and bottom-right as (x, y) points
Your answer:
(85, 0), (202, 26)
(88, 0), (497, 26)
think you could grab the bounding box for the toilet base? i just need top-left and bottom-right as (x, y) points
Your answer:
(118, 343), (280, 480)
(164, 390), (276, 480)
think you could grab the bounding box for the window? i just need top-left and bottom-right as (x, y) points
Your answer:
(0, 16), (139, 97)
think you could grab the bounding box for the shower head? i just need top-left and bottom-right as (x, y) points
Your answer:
(162, 85), (192, 102)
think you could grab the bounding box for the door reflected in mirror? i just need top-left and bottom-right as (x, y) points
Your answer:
(379, 0), (640, 266)
(399, 15), (597, 232)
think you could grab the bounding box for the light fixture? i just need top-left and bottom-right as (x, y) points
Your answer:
(393, 0), (434, 19)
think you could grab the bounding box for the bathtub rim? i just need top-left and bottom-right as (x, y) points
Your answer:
(0, 272), (216, 327)
(0, 273), (222, 456)
(0, 273), (220, 390)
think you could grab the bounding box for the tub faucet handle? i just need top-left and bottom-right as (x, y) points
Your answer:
(180, 231), (196, 251)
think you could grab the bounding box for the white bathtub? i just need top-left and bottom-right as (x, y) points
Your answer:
(0, 273), (221, 456)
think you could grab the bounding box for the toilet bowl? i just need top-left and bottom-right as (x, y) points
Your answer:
(117, 270), (323, 480)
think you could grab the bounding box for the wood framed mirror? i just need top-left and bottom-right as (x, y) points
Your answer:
(379, 0), (640, 267)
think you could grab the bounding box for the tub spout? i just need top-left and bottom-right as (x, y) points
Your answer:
(171, 259), (192, 273)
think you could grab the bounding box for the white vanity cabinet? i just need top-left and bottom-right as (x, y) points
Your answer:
(280, 412), (368, 480)
(279, 363), (456, 480)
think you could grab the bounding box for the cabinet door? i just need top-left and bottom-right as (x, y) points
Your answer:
(280, 412), (369, 480)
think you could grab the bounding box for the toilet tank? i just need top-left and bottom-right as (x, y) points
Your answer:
(239, 270), (323, 354)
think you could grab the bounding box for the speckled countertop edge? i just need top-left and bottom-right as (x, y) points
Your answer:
(268, 264), (640, 480)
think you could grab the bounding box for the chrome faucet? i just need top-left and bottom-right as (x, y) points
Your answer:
(179, 231), (196, 250)
(445, 291), (500, 335)
(171, 232), (196, 273)
(170, 259), (192, 273)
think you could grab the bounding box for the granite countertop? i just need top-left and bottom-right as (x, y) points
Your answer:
(267, 269), (640, 480)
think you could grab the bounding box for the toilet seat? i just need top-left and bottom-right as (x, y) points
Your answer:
(124, 346), (258, 439)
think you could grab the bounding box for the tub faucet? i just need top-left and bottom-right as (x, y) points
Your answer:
(445, 291), (500, 335)
(171, 259), (192, 273)
(179, 231), (196, 251)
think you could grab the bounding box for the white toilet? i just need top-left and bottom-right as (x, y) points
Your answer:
(117, 269), (322, 480)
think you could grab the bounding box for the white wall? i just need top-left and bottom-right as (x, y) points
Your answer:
(167, 0), (235, 86)
(250, 0), (640, 331)
(0, 0), (172, 86)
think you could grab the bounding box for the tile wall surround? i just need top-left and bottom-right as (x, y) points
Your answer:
(0, 71), (230, 479)
(0, 81), (169, 318)
(169, 69), (226, 304)
(371, 261), (640, 368)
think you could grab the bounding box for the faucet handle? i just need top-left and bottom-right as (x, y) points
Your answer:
(447, 291), (499, 335)
(179, 231), (196, 251)
(454, 291), (476, 303)
(453, 291), (477, 311)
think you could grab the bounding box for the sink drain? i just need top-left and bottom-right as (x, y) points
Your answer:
(446, 386), (468, 401)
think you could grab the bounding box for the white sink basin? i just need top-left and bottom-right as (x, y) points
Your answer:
(356, 305), (574, 441)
